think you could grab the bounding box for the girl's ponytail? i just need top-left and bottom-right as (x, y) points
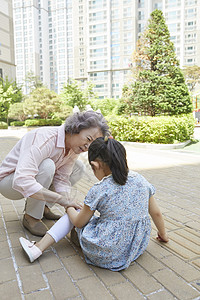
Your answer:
(88, 137), (128, 185)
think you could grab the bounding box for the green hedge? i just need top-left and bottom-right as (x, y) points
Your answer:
(25, 118), (62, 127)
(108, 114), (194, 144)
(0, 121), (8, 129)
(10, 121), (25, 126)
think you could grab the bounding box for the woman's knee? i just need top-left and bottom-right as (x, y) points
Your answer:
(39, 159), (55, 175)
(37, 159), (55, 185)
(0, 174), (23, 200)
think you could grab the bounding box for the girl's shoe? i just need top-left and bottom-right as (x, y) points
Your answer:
(19, 237), (42, 262)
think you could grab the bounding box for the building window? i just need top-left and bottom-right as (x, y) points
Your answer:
(138, 0), (144, 8)
(138, 11), (144, 20)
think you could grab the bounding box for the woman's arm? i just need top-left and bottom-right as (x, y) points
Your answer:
(66, 204), (94, 228)
(30, 189), (83, 209)
(149, 196), (169, 242)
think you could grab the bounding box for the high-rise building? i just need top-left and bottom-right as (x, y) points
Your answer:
(12, 0), (200, 97)
(12, 0), (50, 94)
(0, 0), (15, 81)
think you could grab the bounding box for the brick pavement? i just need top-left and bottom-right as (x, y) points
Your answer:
(0, 132), (200, 300)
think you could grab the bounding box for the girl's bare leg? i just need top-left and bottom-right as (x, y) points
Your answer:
(35, 233), (55, 252)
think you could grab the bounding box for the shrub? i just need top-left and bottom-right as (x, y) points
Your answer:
(90, 98), (119, 116)
(0, 121), (8, 129)
(25, 118), (62, 127)
(107, 114), (194, 144)
(52, 105), (73, 120)
(10, 121), (25, 126)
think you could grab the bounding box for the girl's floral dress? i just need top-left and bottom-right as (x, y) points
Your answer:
(76, 171), (155, 271)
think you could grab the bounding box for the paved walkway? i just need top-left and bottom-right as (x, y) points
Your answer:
(0, 129), (200, 300)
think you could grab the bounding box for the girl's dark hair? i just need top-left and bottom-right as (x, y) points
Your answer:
(88, 137), (128, 185)
(64, 111), (110, 137)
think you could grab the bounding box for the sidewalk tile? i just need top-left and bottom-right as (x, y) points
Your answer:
(109, 282), (144, 300)
(147, 289), (176, 300)
(62, 254), (93, 280)
(177, 228), (200, 244)
(9, 231), (24, 248)
(0, 230), (7, 242)
(24, 290), (53, 300)
(46, 269), (79, 299)
(146, 240), (172, 260)
(53, 238), (76, 258)
(0, 241), (11, 259)
(192, 258), (200, 268)
(13, 247), (34, 267)
(163, 239), (198, 259)
(18, 264), (47, 293)
(0, 258), (17, 283)
(6, 220), (23, 234)
(161, 255), (200, 281)
(90, 266), (126, 286)
(169, 231), (200, 255)
(38, 250), (63, 273)
(136, 252), (165, 274)
(185, 221), (200, 231)
(153, 268), (200, 299)
(76, 276), (114, 300)
(3, 211), (19, 222)
(191, 280), (200, 292)
(122, 263), (162, 294)
(0, 280), (21, 300)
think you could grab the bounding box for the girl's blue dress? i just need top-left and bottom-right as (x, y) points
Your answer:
(76, 171), (155, 271)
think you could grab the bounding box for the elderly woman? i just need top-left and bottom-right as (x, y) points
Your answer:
(0, 111), (110, 236)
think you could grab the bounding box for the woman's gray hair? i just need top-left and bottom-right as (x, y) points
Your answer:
(64, 111), (110, 137)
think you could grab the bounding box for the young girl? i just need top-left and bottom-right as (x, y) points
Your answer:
(19, 137), (168, 271)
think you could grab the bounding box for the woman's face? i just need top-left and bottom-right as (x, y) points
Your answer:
(66, 127), (103, 154)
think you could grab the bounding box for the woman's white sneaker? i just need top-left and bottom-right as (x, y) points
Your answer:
(19, 237), (42, 262)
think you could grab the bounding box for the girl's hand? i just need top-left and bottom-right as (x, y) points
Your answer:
(156, 232), (169, 243)
(65, 206), (76, 213)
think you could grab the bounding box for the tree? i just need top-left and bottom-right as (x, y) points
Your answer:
(8, 102), (27, 121)
(24, 87), (61, 119)
(90, 98), (119, 116)
(24, 71), (43, 93)
(182, 65), (200, 92)
(0, 84), (16, 122)
(0, 77), (23, 122)
(52, 104), (73, 120)
(1, 77), (23, 103)
(123, 10), (193, 116)
(60, 79), (96, 111)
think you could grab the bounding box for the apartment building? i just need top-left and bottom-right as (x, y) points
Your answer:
(12, 0), (200, 97)
(0, 0), (15, 81)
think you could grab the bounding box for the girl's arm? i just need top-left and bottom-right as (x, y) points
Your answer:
(149, 196), (169, 242)
(66, 204), (95, 228)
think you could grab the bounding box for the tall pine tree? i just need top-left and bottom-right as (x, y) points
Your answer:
(123, 10), (193, 116)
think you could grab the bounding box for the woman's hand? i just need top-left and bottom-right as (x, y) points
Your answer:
(66, 198), (83, 210)
(156, 231), (169, 243)
(59, 195), (83, 209)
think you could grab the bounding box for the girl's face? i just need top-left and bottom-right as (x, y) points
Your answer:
(66, 127), (103, 154)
